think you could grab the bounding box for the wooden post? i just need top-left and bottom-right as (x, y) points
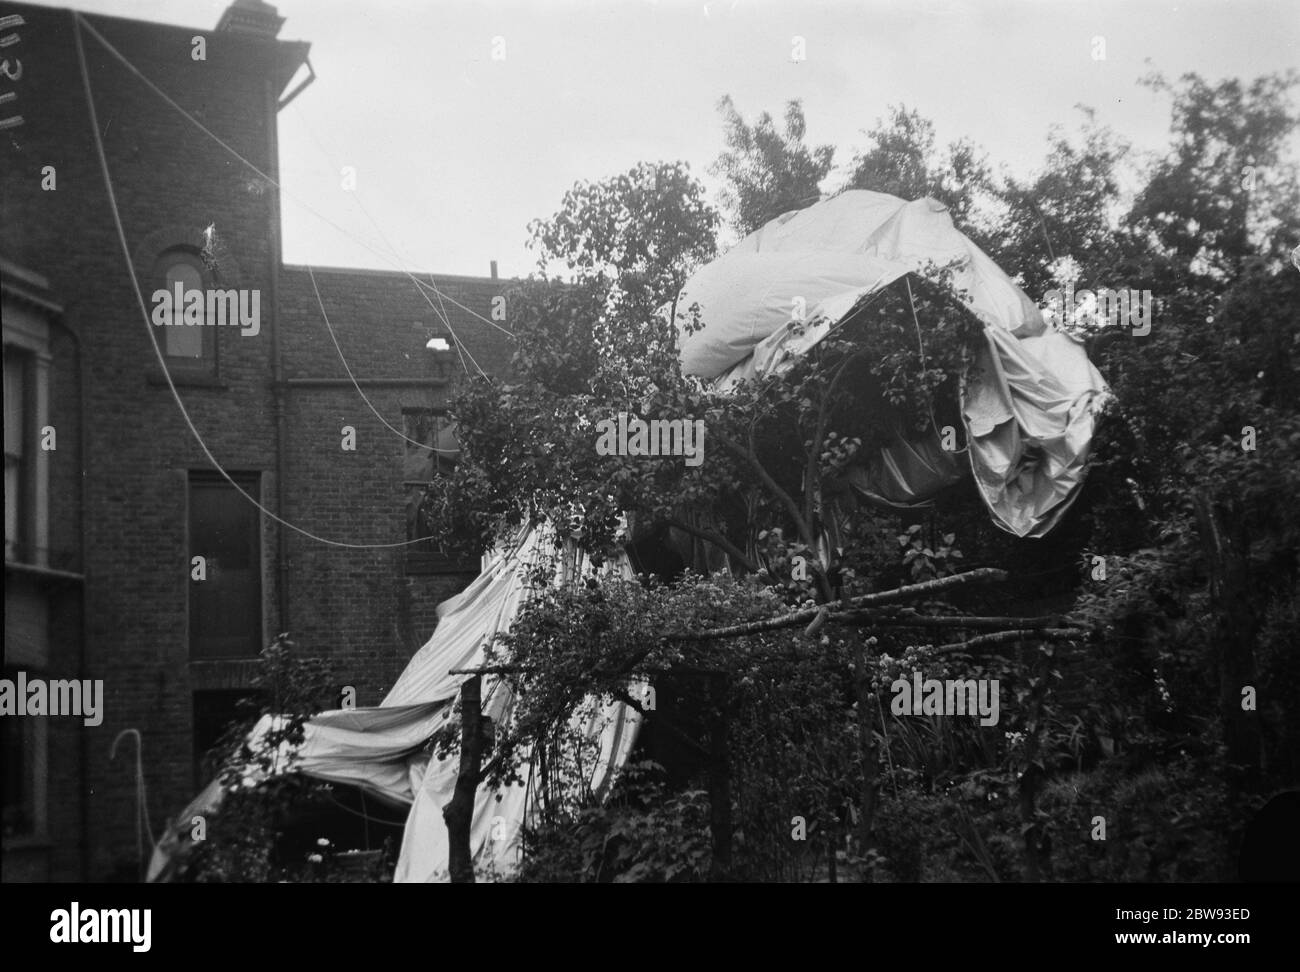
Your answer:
(708, 672), (732, 879)
(443, 675), (484, 884)
(853, 639), (877, 881)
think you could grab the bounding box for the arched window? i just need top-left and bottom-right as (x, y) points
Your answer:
(153, 248), (215, 370)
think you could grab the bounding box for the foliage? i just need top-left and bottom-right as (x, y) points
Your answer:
(845, 103), (999, 247)
(1127, 71), (1300, 281)
(177, 635), (366, 883)
(898, 523), (963, 582)
(513, 762), (713, 883)
(712, 96), (835, 236)
(426, 69), (1300, 883)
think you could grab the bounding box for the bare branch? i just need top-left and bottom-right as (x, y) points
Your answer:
(839, 611), (1069, 630)
(677, 567), (1008, 640)
(931, 628), (1092, 655)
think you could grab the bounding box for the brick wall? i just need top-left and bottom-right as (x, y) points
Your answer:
(1, 2), (512, 879)
(278, 267), (511, 702)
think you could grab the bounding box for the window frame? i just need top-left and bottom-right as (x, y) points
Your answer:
(187, 471), (264, 659)
(2, 296), (52, 570)
(401, 408), (478, 575)
(3, 346), (31, 563)
(152, 247), (218, 375)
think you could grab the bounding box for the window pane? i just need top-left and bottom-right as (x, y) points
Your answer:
(166, 323), (204, 359)
(165, 261), (205, 359)
(189, 476), (261, 657)
(433, 416), (460, 467)
(401, 412), (466, 562)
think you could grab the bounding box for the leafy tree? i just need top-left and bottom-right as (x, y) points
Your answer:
(993, 108), (1134, 298)
(844, 104), (999, 246)
(1127, 71), (1300, 284)
(711, 96), (835, 236)
(423, 70), (1300, 883)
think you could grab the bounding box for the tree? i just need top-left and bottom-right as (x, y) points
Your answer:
(1127, 71), (1300, 284)
(427, 71), (1300, 882)
(845, 104), (998, 247)
(711, 96), (835, 236)
(993, 108), (1133, 298)
(423, 161), (735, 560)
(1073, 71), (1300, 800)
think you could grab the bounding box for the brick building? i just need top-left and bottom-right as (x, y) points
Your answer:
(2, 0), (511, 880)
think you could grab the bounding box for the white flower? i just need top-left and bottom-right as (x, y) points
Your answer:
(317, 837), (331, 847)
(307, 853), (323, 864)
(1047, 255), (1082, 288)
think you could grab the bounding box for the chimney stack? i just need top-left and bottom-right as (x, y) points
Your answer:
(217, 0), (285, 38)
(490, 260), (498, 280)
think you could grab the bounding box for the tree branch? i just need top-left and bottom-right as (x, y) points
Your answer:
(839, 611), (1069, 630)
(931, 628), (1092, 655)
(677, 567), (1008, 640)
(716, 430), (814, 552)
(666, 516), (759, 573)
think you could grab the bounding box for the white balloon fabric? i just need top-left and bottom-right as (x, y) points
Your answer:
(149, 524), (644, 883)
(674, 190), (1110, 537)
(149, 192), (1109, 885)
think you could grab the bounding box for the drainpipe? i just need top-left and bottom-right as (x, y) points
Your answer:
(267, 78), (290, 633)
(54, 317), (91, 881)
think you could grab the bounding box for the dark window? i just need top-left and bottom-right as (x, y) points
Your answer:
(192, 689), (256, 788)
(402, 409), (476, 574)
(3, 348), (28, 561)
(1, 667), (36, 839)
(153, 248), (216, 373)
(189, 472), (262, 657)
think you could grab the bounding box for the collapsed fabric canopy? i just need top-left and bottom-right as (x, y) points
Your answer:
(149, 525), (643, 883)
(150, 191), (1107, 884)
(674, 190), (1110, 538)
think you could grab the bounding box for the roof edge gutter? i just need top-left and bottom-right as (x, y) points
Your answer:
(277, 56), (315, 112)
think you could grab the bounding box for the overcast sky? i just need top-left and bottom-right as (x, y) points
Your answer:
(40, 0), (1300, 278)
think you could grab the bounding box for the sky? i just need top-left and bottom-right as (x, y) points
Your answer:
(37, 0), (1300, 279)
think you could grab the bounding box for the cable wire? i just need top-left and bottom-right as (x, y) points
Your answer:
(75, 13), (492, 375)
(74, 12), (433, 549)
(307, 265), (461, 453)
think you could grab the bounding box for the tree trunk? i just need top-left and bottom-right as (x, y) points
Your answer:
(443, 675), (484, 884)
